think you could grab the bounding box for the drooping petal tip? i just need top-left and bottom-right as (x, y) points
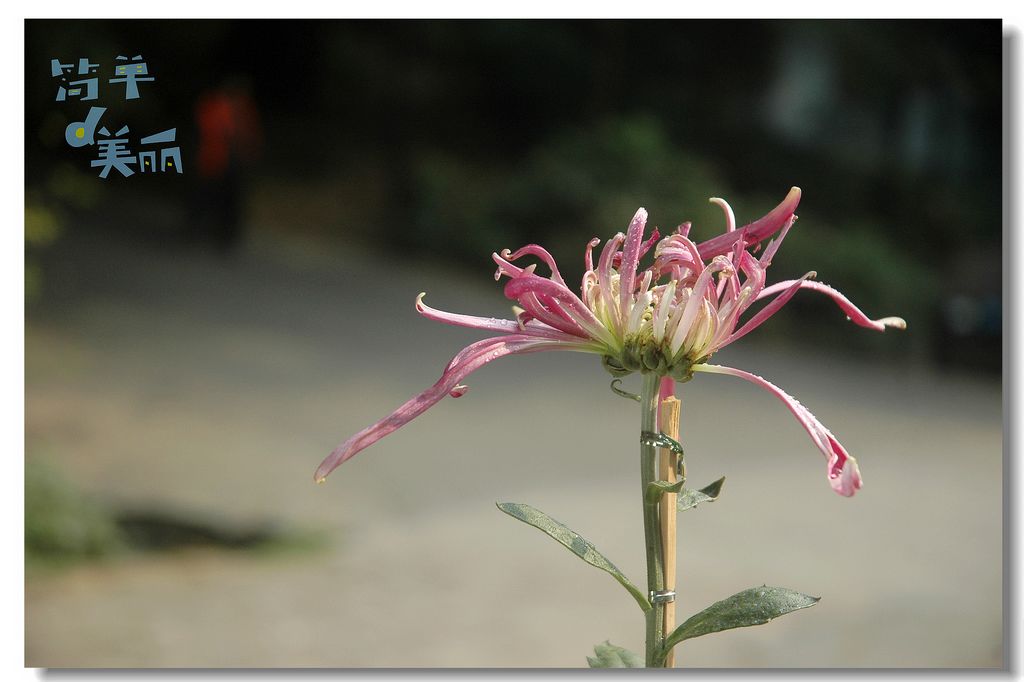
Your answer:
(877, 316), (907, 330)
(829, 453), (863, 497)
(314, 333), (596, 484)
(752, 279), (905, 335)
(314, 336), (546, 483)
(694, 363), (863, 498)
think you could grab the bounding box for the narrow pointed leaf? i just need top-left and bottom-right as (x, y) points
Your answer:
(660, 586), (819, 658)
(677, 477), (726, 512)
(587, 641), (644, 668)
(496, 502), (651, 613)
(645, 479), (686, 504)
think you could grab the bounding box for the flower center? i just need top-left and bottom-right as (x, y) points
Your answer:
(601, 333), (707, 382)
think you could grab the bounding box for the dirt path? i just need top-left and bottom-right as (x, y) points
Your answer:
(26, 227), (1002, 667)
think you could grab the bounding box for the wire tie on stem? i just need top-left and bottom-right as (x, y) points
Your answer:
(650, 589), (676, 604)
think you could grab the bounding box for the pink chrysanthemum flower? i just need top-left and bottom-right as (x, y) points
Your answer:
(315, 187), (905, 496)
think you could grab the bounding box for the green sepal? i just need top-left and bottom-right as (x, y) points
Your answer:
(496, 502), (651, 613)
(645, 479), (686, 504)
(659, 586), (819, 661)
(677, 477), (726, 512)
(586, 641), (644, 668)
(601, 355), (632, 377)
(640, 430), (684, 455)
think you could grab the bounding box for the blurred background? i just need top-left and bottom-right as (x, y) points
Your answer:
(24, 19), (1002, 667)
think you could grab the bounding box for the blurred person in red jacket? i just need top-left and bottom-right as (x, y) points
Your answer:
(192, 76), (262, 254)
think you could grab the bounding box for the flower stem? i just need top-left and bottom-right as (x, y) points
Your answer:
(639, 372), (665, 667)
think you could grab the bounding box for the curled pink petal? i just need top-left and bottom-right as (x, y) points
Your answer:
(705, 285), (753, 351)
(502, 245), (568, 288)
(505, 272), (617, 347)
(597, 232), (626, 334)
(696, 187), (802, 259)
(739, 186), (801, 243)
(736, 250), (766, 303)
(755, 279), (908, 332)
(722, 271), (816, 347)
(829, 442), (862, 496)
(709, 197), (737, 232)
(417, 293), (530, 334)
(583, 237), (601, 273)
(315, 336), (592, 482)
(637, 227), (661, 260)
(693, 363), (862, 497)
(512, 290), (589, 338)
(442, 330), (598, 374)
(492, 251), (526, 281)
(619, 208), (649, 324)
(415, 293), (576, 344)
(654, 233), (703, 282)
(759, 214), (797, 268)
(718, 237), (745, 300)
(670, 256), (733, 356)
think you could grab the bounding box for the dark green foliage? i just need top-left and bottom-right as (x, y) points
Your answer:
(660, 586), (819, 662)
(587, 641), (644, 668)
(496, 502), (650, 613)
(677, 477), (726, 512)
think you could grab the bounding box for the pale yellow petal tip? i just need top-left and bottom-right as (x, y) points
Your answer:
(315, 475), (327, 485)
(881, 317), (907, 330)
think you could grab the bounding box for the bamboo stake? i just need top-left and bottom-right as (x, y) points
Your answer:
(640, 375), (665, 666)
(658, 396), (681, 667)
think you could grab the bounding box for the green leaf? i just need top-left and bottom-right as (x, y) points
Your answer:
(660, 586), (819, 659)
(677, 476), (726, 512)
(496, 502), (651, 613)
(645, 479), (686, 504)
(640, 431), (683, 455)
(586, 641), (644, 668)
